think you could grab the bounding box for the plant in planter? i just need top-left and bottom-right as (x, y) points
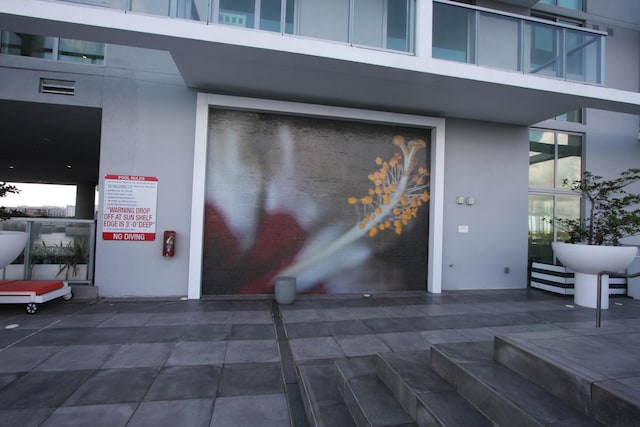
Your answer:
(552, 168), (640, 309)
(556, 169), (640, 246)
(56, 237), (89, 280)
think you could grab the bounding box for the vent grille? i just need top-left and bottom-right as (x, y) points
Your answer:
(40, 78), (76, 95)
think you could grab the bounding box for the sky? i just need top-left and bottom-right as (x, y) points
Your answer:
(1, 183), (77, 208)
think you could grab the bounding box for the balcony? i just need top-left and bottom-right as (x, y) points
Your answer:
(433, 0), (604, 85)
(1, 0), (639, 125)
(57, 0), (416, 54)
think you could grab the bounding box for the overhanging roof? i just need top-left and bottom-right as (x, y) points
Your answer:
(1, 0), (639, 126)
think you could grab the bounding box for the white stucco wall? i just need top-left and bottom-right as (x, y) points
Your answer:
(94, 46), (196, 297)
(442, 119), (530, 290)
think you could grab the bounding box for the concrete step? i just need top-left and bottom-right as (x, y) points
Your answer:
(494, 329), (640, 427)
(376, 351), (493, 427)
(297, 361), (356, 427)
(430, 341), (602, 427)
(335, 356), (417, 427)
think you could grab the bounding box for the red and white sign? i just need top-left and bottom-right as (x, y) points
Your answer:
(102, 175), (158, 241)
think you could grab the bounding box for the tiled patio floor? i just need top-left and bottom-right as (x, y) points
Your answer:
(0, 288), (638, 426)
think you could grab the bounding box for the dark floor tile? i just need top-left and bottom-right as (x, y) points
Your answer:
(13, 328), (90, 347)
(362, 317), (414, 333)
(41, 403), (137, 427)
(217, 362), (283, 397)
(0, 407), (54, 427)
(34, 344), (120, 371)
(182, 324), (230, 341)
(62, 368), (159, 406)
(229, 323), (276, 340)
(328, 320), (373, 336)
(0, 346), (61, 372)
(0, 329), (33, 348)
(131, 325), (187, 343)
(284, 322), (333, 339)
(144, 365), (221, 401)
(211, 393), (289, 427)
(0, 373), (21, 391)
(128, 398), (214, 427)
(0, 370), (94, 409)
(71, 327), (139, 345)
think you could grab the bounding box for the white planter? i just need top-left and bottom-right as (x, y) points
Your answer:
(552, 242), (638, 309)
(0, 231), (27, 269)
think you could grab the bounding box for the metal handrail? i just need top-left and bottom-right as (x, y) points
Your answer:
(596, 270), (640, 328)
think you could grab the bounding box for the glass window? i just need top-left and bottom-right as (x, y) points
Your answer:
(219, 0), (255, 28)
(216, 0), (292, 33)
(526, 21), (559, 77)
(555, 109), (582, 123)
(528, 194), (554, 263)
(477, 12), (519, 71)
(175, 0), (209, 21)
(130, 0), (170, 16)
(352, 0), (414, 52)
(386, 0), (412, 52)
(529, 129), (582, 190)
(556, 133), (582, 187)
(537, 0), (583, 10)
(58, 39), (105, 65)
(260, 0), (282, 32)
(353, 0), (385, 49)
(1, 31), (104, 65)
(0, 32), (54, 59)
(284, 0), (295, 34)
(529, 130), (555, 188)
(528, 128), (582, 263)
(433, 3), (473, 62)
(528, 194), (580, 263)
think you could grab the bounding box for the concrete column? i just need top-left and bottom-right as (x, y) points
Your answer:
(75, 181), (96, 219)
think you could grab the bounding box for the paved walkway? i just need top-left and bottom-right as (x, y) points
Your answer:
(0, 289), (637, 426)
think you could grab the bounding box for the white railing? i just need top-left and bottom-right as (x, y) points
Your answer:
(433, 0), (605, 84)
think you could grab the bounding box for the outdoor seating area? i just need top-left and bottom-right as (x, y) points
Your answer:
(0, 288), (638, 426)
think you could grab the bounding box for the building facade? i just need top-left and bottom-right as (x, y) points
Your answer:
(0, 0), (638, 298)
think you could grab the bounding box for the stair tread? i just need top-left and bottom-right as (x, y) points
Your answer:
(298, 362), (356, 427)
(378, 351), (493, 427)
(336, 357), (417, 427)
(432, 342), (602, 426)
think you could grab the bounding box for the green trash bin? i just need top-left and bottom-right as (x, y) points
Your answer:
(275, 277), (296, 305)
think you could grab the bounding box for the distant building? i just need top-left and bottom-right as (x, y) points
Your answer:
(10, 206), (71, 218)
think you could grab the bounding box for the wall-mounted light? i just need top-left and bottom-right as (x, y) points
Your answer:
(465, 197), (475, 206)
(455, 196), (465, 205)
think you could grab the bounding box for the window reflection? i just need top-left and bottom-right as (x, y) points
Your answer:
(529, 130), (555, 188)
(0, 32), (54, 59)
(58, 39), (105, 65)
(528, 194), (554, 263)
(528, 128), (582, 263)
(1, 31), (104, 65)
(556, 133), (582, 187)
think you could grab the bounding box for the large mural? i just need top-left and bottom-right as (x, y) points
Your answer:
(202, 109), (430, 294)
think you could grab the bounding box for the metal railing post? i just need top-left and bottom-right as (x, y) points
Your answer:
(597, 270), (640, 328)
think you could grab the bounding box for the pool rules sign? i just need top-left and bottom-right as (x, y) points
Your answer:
(102, 175), (158, 241)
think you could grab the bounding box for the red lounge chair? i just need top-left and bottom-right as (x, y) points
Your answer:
(0, 280), (72, 314)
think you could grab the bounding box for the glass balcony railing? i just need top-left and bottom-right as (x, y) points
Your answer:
(0, 218), (96, 284)
(433, 0), (604, 85)
(55, 0), (416, 54)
